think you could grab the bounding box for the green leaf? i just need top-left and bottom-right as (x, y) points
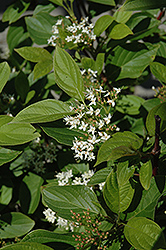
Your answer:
(116, 95), (144, 115)
(2, 0), (30, 24)
(15, 71), (29, 102)
(95, 131), (143, 166)
(123, 0), (166, 11)
(1, 242), (54, 250)
(146, 102), (166, 136)
(0, 123), (40, 146)
(0, 147), (21, 166)
(0, 179), (13, 207)
(88, 0), (115, 6)
(88, 167), (112, 185)
(124, 217), (166, 250)
(103, 171), (134, 213)
(22, 229), (76, 246)
(25, 12), (57, 45)
(127, 177), (166, 219)
(150, 62), (166, 84)
(19, 173), (44, 214)
(7, 19), (29, 52)
(81, 57), (95, 71)
(0, 212), (35, 239)
(139, 160), (152, 190)
(142, 98), (161, 112)
(0, 62), (10, 93)
(95, 53), (105, 75)
(12, 99), (72, 123)
(42, 184), (103, 220)
(33, 3), (55, 15)
(41, 122), (85, 146)
(94, 15), (114, 36)
(113, 8), (132, 24)
(15, 47), (52, 62)
(49, 0), (63, 6)
(109, 23), (133, 39)
(33, 60), (53, 80)
(53, 47), (84, 101)
(117, 161), (135, 186)
(106, 43), (159, 80)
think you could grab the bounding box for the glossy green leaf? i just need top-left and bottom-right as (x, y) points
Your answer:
(103, 171), (134, 213)
(0, 62), (10, 93)
(22, 229), (76, 246)
(123, 0), (166, 11)
(54, 46), (84, 101)
(19, 173), (44, 214)
(142, 98), (161, 112)
(113, 8), (132, 24)
(88, 0), (115, 6)
(95, 131), (143, 166)
(128, 177), (166, 219)
(15, 47), (52, 62)
(124, 217), (166, 250)
(42, 184), (103, 220)
(116, 95), (144, 115)
(7, 19), (29, 52)
(12, 99), (72, 123)
(109, 23), (133, 39)
(95, 53), (105, 75)
(33, 60), (53, 80)
(88, 167), (112, 185)
(25, 12), (57, 45)
(146, 102), (166, 136)
(1, 242), (53, 250)
(117, 161), (135, 186)
(0, 147), (21, 166)
(34, 3), (55, 15)
(94, 15), (114, 36)
(81, 57), (95, 71)
(0, 212), (35, 239)
(15, 71), (29, 102)
(2, 0), (30, 24)
(106, 43), (158, 80)
(139, 160), (152, 190)
(0, 179), (13, 207)
(150, 62), (166, 84)
(0, 123), (40, 146)
(49, 0), (63, 6)
(41, 122), (85, 146)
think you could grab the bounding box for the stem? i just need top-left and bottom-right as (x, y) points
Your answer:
(151, 115), (161, 176)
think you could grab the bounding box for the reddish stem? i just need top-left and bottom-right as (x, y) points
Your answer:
(151, 115), (161, 176)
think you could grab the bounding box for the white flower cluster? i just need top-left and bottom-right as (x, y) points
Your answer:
(43, 208), (74, 231)
(55, 169), (94, 186)
(47, 17), (96, 47)
(64, 77), (121, 161)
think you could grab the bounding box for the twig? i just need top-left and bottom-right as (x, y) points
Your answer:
(151, 115), (161, 176)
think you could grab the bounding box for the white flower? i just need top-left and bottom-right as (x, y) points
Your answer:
(57, 217), (68, 227)
(79, 121), (88, 131)
(86, 106), (94, 116)
(99, 182), (105, 190)
(82, 170), (94, 180)
(116, 127), (120, 131)
(104, 91), (110, 97)
(98, 119), (105, 129)
(55, 172), (66, 180)
(72, 177), (84, 185)
(74, 151), (84, 160)
(107, 99), (115, 107)
(43, 208), (56, 223)
(103, 113), (112, 124)
(87, 152), (95, 161)
(65, 36), (73, 42)
(88, 68), (97, 77)
(88, 135), (100, 144)
(95, 108), (101, 116)
(88, 125), (96, 135)
(80, 69), (86, 75)
(99, 132), (110, 141)
(113, 87), (121, 94)
(76, 112), (85, 119)
(96, 86), (106, 93)
(89, 97), (96, 106)
(56, 19), (63, 25)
